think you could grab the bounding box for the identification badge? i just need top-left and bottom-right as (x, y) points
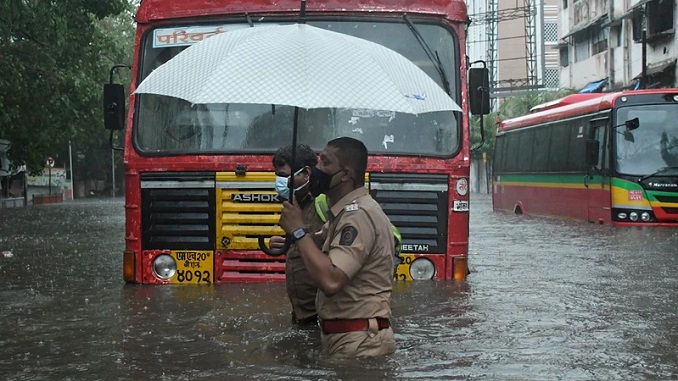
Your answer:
(345, 203), (359, 212)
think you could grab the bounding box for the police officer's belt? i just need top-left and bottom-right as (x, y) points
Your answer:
(320, 318), (390, 334)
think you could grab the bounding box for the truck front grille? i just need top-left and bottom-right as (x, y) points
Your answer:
(216, 172), (285, 281)
(140, 172), (215, 250)
(369, 173), (449, 253)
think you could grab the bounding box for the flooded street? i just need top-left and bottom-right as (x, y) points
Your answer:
(1, 194), (677, 380)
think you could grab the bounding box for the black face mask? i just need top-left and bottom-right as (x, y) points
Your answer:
(309, 166), (344, 197)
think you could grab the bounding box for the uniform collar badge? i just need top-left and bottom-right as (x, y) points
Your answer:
(345, 203), (359, 212)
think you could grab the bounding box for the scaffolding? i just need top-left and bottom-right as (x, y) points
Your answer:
(524, 0), (538, 87)
(468, 1), (540, 95)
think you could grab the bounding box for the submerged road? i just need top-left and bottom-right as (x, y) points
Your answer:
(0, 194), (677, 380)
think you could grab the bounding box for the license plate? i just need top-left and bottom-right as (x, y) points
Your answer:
(170, 250), (213, 284)
(453, 200), (469, 212)
(393, 254), (414, 281)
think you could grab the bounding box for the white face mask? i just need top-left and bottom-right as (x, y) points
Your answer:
(274, 168), (308, 201)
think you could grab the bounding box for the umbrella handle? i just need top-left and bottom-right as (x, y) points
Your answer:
(258, 234), (291, 257)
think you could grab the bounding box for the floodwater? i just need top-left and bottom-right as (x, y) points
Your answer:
(1, 194), (677, 380)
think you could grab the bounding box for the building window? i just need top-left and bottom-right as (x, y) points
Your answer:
(574, 33), (589, 62)
(632, 9), (645, 42)
(647, 0), (674, 36)
(563, 0), (568, 9)
(591, 26), (608, 55)
(609, 26), (622, 48)
(560, 46), (569, 67)
(633, 0), (674, 42)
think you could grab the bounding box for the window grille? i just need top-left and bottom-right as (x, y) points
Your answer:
(544, 21), (558, 43)
(543, 67), (560, 89)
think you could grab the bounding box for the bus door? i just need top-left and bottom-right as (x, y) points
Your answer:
(586, 121), (611, 223)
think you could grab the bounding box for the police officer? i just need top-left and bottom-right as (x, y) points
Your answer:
(269, 144), (324, 327)
(279, 137), (396, 358)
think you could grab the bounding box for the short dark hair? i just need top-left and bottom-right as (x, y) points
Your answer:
(272, 143), (317, 171)
(327, 137), (367, 186)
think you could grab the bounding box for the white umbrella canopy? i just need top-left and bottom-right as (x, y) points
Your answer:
(134, 23), (461, 115)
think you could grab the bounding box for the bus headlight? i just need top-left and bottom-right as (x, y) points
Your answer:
(153, 254), (177, 280)
(613, 208), (655, 223)
(409, 258), (435, 280)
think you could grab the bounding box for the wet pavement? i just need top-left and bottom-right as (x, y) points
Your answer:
(0, 194), (677, 380)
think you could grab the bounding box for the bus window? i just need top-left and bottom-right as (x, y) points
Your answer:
(548, 123), (570, 171)
(494, 135), (506, 173)
(517, 130), (534, 172)
(505, 133), (520, 172)
(590, 125), (607, 170)
(615, 106), (677, 175)
(567, 122), (587, 171)
(532, 127), (550, 172)
(242, 105), (295, 149)
(661, 131), (678, 167)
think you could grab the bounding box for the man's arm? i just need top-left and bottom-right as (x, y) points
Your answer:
(294, 235), (349, 296)
(279, 199), (348, 296)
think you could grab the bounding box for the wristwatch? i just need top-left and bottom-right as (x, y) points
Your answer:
(292, 227), (310, 241)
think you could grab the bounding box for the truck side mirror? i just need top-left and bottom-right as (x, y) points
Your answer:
(469, 67), (490, 115)
(103, 83), (126, 131)
(625, 117), (640, 131)
(585, 139), (600, 167)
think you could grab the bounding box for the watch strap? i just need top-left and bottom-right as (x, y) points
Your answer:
(292, 227), (310, 241)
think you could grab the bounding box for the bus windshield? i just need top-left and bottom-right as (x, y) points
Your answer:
(134, 20), (460, 157)
(615, 105), (678, 175)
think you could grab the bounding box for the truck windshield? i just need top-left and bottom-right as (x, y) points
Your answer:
(134, 20), (460, 156)
(615, 104), (678, 175)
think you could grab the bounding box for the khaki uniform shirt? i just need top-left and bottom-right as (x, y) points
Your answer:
(317, 187), (395, 321)
(285, 196), (324, 323)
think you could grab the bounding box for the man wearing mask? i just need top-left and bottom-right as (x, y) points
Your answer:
(279, 137), (396, 358)
(269, 144), (324, 326)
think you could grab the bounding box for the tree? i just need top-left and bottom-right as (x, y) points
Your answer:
(0, 0), (132, 175)
(70, 2), (136, 188)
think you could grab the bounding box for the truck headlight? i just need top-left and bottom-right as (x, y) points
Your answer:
(153, 254), (177, 280)
(410, 258), (435, 280)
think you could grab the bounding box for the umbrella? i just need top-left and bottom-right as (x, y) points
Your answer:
(134, 23), (460, 114)
(134, 23), (462, 255)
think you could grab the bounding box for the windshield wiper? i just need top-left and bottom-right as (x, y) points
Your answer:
(639, 166), (678, 182)
(403, 14), (450, 95)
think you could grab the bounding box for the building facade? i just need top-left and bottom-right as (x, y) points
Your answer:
(559, 0), (676, 91)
